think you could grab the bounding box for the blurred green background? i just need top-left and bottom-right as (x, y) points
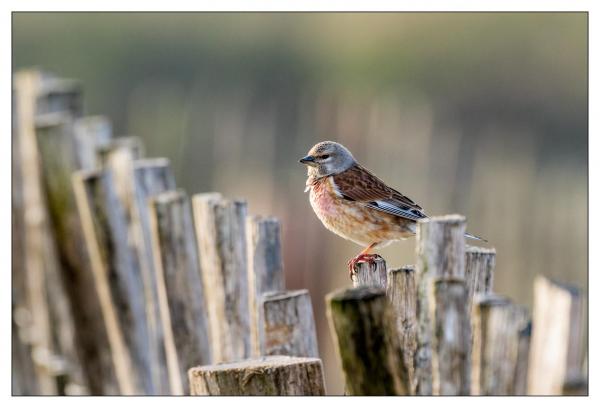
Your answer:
(13, 12), (587, 394)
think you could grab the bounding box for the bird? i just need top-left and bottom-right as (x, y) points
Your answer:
(299, 141), (485, 277)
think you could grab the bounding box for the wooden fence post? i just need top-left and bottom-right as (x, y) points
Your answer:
(246, 216), (285, 357)
(73, 116), (112, 171)
(148, 190), (212, 395)
(72, 170), (141, 395)
(415, 214), (466, 395)
(13, 70), (87, 395)
(386, 265), (418, 395)
(471, 294), (530, 395)
(192, 193), (251, 363)
(528, 276), (586, 395)
(260, 290), (319, 358)
(35, 112), (118, 394)
(465, 246), (495, 309)
(188, 356), (325, 395)
(430, 278), (471, 395)
(351, 255), (387, 288)
(326, 287), (409, 395)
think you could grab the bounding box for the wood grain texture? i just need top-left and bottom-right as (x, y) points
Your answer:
(261, 290), (319, 358)
(326, 287), (409, 395)
(430, 278), (471, 395)
(73, 116), (112, 171)
(351, 255), (387, 289)
(192, 193), (251, 363)
(471, 294), (530, 395)
(246, 216), (285, 357)
(149, 190), (212, 395)
(102, 152), (176, 394)
(415, 215), (466, 395)
(188, 356), (326, 396)
(528, 275), (586, 395)
(386, 265), (418, 395)
(72, 170), (139, 394)
(465, 246), (495, 309)
(35, 112), (118, 395)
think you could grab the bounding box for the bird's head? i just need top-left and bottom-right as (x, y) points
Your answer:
(299, 141), (356, 178)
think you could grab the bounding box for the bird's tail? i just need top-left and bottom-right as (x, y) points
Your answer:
(465, 232), (487, 242)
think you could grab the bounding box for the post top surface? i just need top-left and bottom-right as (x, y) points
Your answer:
(188, 355), (322, 374)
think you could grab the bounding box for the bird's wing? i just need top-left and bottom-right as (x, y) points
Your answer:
(332, 164), (428, 221)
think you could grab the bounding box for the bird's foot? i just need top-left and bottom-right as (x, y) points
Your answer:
(347, 253), (381, 281)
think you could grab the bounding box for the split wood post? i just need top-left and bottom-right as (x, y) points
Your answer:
(148, 190), (212, 395)
(464, 246), (495, 309)
(192, 193), (251, 363)
(386, 265), (418, 395)
(35, 112), (119, 394)
(415, 214), (466, 395)
(13, 70), (87, 395)
(528, 275), (586, 395)
(188, 356), (326, 396)
(73, 116), (113, 170)
(351, 255), (387, 288)
(72, 170), (145, 395)
(430, 278), (471, 395)
(326, 287), (409, 395)
(101, 150), (176, 394)
(246, 216), (285, 357)
(471, 294), (531, 395)
(514, 320), (532, 395)
(260, 290), (319, 358)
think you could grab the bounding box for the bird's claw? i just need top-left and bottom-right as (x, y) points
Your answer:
(347, 253), (380, 281)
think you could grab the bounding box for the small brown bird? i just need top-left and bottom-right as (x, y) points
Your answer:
(299, 141), (484, 276)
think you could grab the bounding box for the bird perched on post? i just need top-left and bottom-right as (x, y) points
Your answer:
(299, 141), (485, 277)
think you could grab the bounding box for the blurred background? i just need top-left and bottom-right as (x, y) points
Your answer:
(13, 12), (587, 394)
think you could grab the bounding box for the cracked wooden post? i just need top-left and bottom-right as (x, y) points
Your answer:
(13, 70), (88, 395)
(351, 255), (387, 288)
(431, 278), (471, 395)
(415, 214), (466, 395)
(528, 276), (586, 395)
(326, 287), (408, 395)
(148, 190), (212, 395)
(471, 294), (531, 395)
(246, 216), (285, 357)
(188, 356), (325, 395)
(192, 193), (251, 363)
(386, 265), (417, 395)
(465, 246), (495, 309)
(72, 170), (145, 395)
(260, 290), (319, 358)
(101, 151), (176, 394)
(35, 112), (118, 394)
(73, 116), (112, 171)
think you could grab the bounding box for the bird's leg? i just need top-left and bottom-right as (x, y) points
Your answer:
(347, 242), (379, 280)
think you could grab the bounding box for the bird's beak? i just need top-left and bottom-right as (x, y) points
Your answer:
(299, 155), (317, 166)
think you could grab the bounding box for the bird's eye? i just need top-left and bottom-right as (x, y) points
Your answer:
(320, 154), (330, 159)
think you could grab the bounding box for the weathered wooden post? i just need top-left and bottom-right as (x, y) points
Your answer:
(471, 294), (531, 395)
(430, 278), (471, 395)
(386, 265), (418, 395)
(351, 255), (387, 288)
(188, 356), (326, 395)
(464, 246), (495, 309)
(192, 193), (251, 362)
(72, 170), (143, 395)
(326, 286), (409, 395)
(73, 116), (112, 171)
(415, 214), (466, 395)
(148, 190), (212, 395)
(35, 112), (118, 394)
(13, 70), (87, 395)
(528, 276), (586, 395)
(246, 216), (285, 356)
(260, 290), (319, 358)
